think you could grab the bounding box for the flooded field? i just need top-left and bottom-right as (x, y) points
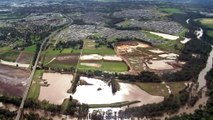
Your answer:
(72, 77), (164, 106)
(116, 41), (182, 73)
(38, 73), (73, 104)
(149, 31), (179, 40)
(80, 54), (122, 61)
(0, 64), (30, 96)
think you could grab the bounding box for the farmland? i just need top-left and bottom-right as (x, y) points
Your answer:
(0, 1), (211, 120)
(82, 40), (115, 55)
(159, 7), (183, 14)
(196, 18), (213, 29)
(0, 64), (30, 96)
(207, 30), (213, 38)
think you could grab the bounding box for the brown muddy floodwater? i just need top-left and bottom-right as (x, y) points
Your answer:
(38, 73), (73, 104)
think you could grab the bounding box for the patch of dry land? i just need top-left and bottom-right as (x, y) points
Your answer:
(0, 59), (30, 68)
(0, 64), (30, 96)
(116, 41), (183, 73)
(72, 77), (164, 106)
(38, 73), (73, 105)
(147, 60), (175, 70)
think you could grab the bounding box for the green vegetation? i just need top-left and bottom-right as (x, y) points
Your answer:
(117, 20), (131, 28)
(178, 28), (189, 37)
(170, 68), (213, 120)
(155, 40), (183, 53)
(78, 61), (128, 72)
(102, 61), (128, 72)
(28, 70), (44, 100)
(45, 48), (81, 55)
(207, 30), (213, 38)
(196, 18), (213, 29)
(83, 47), (115, 55)
(67, 73), (80, 93)
(135, 82), (169, 97)
(167, 82), (186, 95)
(24, 45), (37, 53)
(82, 40), (115, 55)
(0, 108), (16, 120)
(159, 8), (183, 14)
(143, 31), (167, 41)
(89, 101), (140, 108)
(0, 50), (20, 62)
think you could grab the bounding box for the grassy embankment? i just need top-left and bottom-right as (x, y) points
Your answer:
(27, 70), (44, 100)
(89, 101), (140, 108)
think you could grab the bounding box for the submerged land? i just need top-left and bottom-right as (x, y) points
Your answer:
(0, 0), (213, 120)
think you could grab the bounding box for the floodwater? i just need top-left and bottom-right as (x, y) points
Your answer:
(197, 46), (213, 91)
(149, 31), (179, 40)
(80, 54), (123, 61)
(72, 77), (164, 106)
(195, 28), (203, 40)
(186, 18), (190, 24)
(181, 37), (191, 44)
(38, 73), (73, 104)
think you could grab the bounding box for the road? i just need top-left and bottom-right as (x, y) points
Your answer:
(15, 28), (66, 120)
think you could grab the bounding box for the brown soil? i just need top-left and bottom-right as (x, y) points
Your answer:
(0, 82), (24, 97)
(116, 41), (139, 46)
(55, 54), (80, 65)
(16, 52), (34, 64)
(0, 64), (30, 97)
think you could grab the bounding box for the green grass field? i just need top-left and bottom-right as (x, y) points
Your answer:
(207, 30), (213, 38)
(0, 49), (20, 62)
(89, 101), (140, 108)
(155, 40), (183, 53)
(197, 18), (213, 29)
(24, 45), (37, 53)
(167, 82), (186, 95)
(159, 8), (183, 14)
(78, 61), (128, 72)
(143, 31), (167, 41)
(135, 82), (186, 97)
(82, 40), (116, 55)
(136, 82), (169, 97)
(28, 70), (44, 100)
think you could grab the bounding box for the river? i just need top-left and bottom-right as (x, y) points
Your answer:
(197, 46), (213, 91)
(158, 18), (213, 120)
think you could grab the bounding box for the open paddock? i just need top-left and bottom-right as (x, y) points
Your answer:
(16, 52), (34, 64)
(0, 64), (30, 96)
(78, 60), (128, 72)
